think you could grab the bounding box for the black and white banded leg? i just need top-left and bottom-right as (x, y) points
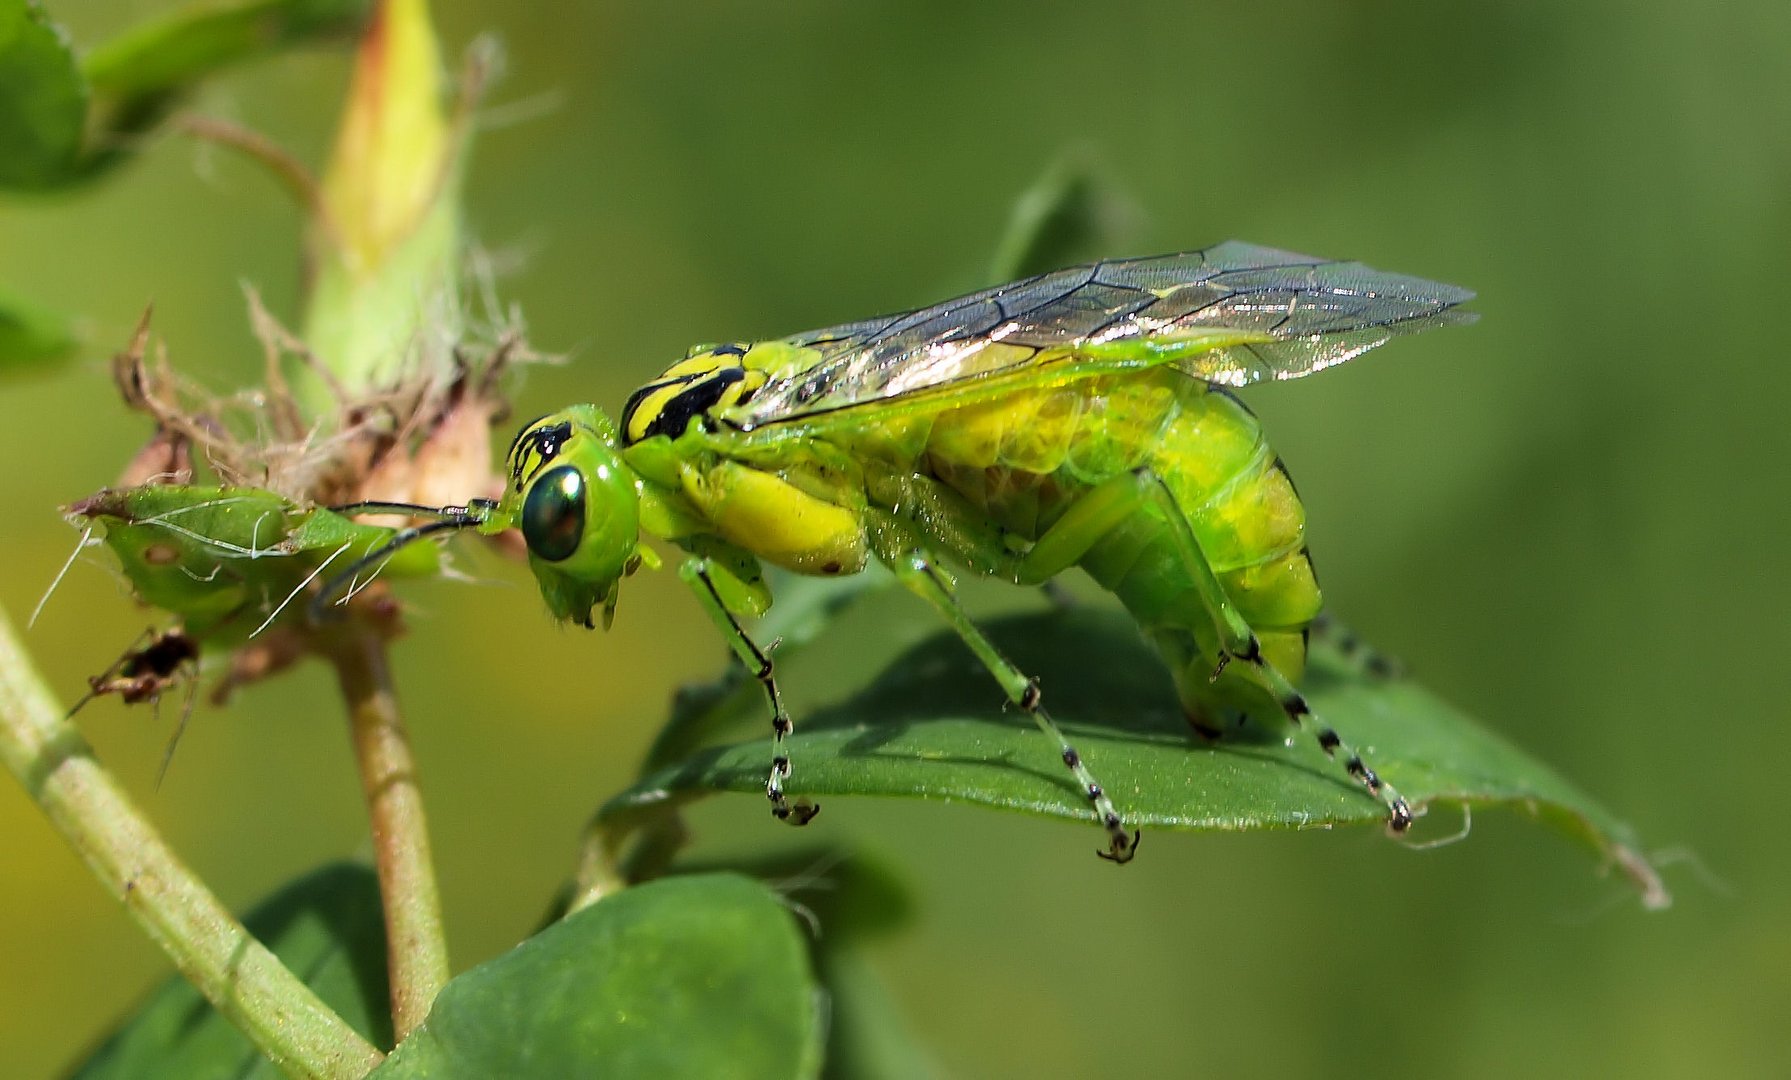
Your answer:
(1139, 471), (1415, 834)
(679, 558), (819, 827)
(870, 524), (1138, 863)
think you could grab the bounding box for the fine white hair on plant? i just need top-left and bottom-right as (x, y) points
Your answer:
(131, 499), (285, 559)
(176, 563), (224, 584)
(768, 850), (851, 898)
(155, 668), (202, 790)
(1646, 846), (1731, 898)
(32, 525), (96, 628)
(337, 552), (400, 608)
(249, 541), (352, 639)
(764, 851), (857, 944)
(776, 894), (823, 941)
(1399, 802), (1473, 851)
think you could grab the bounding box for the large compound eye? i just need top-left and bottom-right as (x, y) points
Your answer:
(521, 465), (586, 562)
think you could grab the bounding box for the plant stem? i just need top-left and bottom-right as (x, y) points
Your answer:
(567, 816), (629, 914)
(567, 803), (695, 915)
(323, 626), (448, 1040)
(0, 604), (383, 1080)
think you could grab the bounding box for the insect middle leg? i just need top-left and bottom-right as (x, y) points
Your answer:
(866, 510), (1138, 863)
(1008, 469), (1414, 834)
(677, 557), (819, 827)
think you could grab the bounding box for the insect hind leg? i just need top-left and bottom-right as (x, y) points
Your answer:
(1136, 470), (1415, 834)
(1308, 611), (1404, 680)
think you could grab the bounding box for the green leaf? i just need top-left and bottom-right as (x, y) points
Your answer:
(673, 846), (914, 944)
(0, 0), (372, 188)
(69, 485), (441, 643)
(819, 948), (940, 1080)
(607, 606), (1668, 907)
(0, 0), (87, 189)
(85, 0), (371, 103)
(642, 567), (893, 774)
(373, 873), (824, 1080)
(988, 154), (1135, 282)
(72, 863), (392, 1078)
(743, 851), (931, 1080)
(0, 285), (76, 370)
(79, 0), (372, 176)
(663, 849), (931, 1077)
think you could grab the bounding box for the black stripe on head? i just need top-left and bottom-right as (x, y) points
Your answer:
(510, 420), (574, 483)
(533, 421), (572, 461)
(508, 414), (550, 460)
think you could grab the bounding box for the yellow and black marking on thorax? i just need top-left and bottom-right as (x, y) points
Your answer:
(620, 343), (773, 445)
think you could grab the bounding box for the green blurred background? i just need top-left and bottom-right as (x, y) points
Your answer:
(3, 1), (1786, 1076)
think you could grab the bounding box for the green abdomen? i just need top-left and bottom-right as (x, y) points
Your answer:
(920, 370), (1321, 718)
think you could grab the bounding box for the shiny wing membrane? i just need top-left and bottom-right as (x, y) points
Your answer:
(734, 241), (1474, 428)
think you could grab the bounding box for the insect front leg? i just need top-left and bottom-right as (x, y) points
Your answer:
(676, 557), (819, 827)
(865, 511), (1138, 864)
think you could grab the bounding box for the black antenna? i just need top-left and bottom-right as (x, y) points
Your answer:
(328, 500), (477, 519)
(309, 500), (493, 622)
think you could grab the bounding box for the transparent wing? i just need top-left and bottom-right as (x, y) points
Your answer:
(736, 241), (1475, 427)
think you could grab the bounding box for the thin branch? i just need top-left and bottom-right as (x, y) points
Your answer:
(0, 604), (383, 1080)
(172, 114), (341, 249)
(322, 625), (449, 1039)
